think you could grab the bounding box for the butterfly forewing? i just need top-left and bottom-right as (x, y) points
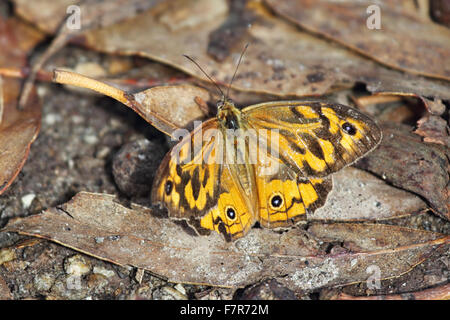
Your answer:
(244, 101), (382, 178)
(151, 119), (222, 221)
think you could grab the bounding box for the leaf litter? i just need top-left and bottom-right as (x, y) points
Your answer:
(0, 0), (449, 299)
(14, 0), (450, 99)
(4, 172), (446, 291)
(0, 17), (44, 195)
(265, 0), (450, 80)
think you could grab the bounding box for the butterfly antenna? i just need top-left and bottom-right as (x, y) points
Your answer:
(182, 54), (225, 98)
(226, 43), (249, 100)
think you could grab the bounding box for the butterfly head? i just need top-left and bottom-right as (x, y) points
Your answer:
(183, 44), (249, 131)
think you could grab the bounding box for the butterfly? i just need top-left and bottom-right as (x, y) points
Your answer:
(151, 51), (382, 242)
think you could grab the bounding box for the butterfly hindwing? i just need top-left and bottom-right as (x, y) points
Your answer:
(254, 152), (333, 229)
(197, 163), (254, 241)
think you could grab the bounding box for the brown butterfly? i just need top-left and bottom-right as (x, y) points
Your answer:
(152, 49), (382, 241)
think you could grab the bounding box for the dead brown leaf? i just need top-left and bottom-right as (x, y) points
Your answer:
(3, 192), (448, 291)
(0, 17), (44, 195)
(414, 114), (450, 146)
(61, 0), (450, 100)
(14, 0), (76, 34)
(129, 84), (210, 134)
(375, 92), (447, 116)
(53, 69), (209, 137)
(265, 0), (450, 81)
(307, 223), (444, 252)
(353, 94), (419, 124)
(14, 0), (167, 35)
(356, 122), (449, 220)
(15, 0), (168, 108)
(311, 167), (427, 221)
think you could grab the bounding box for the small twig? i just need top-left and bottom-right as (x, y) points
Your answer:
(19, 34), (71, 110)
(0, 67), (53, 82)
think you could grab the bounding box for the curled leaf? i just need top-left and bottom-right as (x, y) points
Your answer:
(414, 114), (449, 147)
(53, 69), (209, 137)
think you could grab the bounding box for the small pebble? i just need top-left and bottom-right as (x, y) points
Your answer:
(174, 283), (186, 296)
(161, 286), (188, 300)
(44, 113), (62, 126)
(94, 237), (104, 244)
(34, 273), (55, 292)
(21, 194), (36, 210)
(112, 139), (165, 197)
(0, 248), (15, 265)
(64, 255), (91, 276)
(152, 286), (188, 300)
(83, 134), (99, 145)
(93, 266), (115, 278)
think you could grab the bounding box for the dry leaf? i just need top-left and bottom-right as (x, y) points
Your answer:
(311, 167), (427, 221)
(3, 192), (448, 291)
(14, 0), (76, 34)
(265, 0), (450, 80)
(130, 84), (210, 134)
(53, 69), (209, 137)
(70, 0), (450, 99)
(15, 0), (168, 108)
(353, 94), (419, 124)
(414, 114), (449, 146)
(0, 17), (44, 195)
(375, 92), (447, 116)
(356, 122), (449, 219)
(14, 0), (166, 35)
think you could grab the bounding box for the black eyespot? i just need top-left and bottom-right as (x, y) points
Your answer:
(270, 194), (283, 208)
(165, 180), (173, 195)
(226, 207), (236, 220)
(342, 122), (357, 135)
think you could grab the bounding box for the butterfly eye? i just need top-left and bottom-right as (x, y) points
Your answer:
(270, 193), (284, 209)
(342, 122), (357, 135)
(165, 180), (173, 195)
(225, 206), (237, 221)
